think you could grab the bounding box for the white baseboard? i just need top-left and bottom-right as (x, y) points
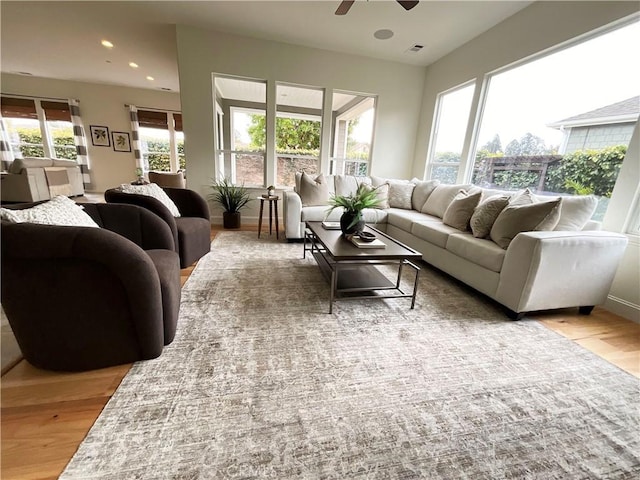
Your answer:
(604, 295), (640, 324)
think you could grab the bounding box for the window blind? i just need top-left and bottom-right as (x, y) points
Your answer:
(41, 101), (71, 122)
(138, 109), (169, 129)
(1, 97), (37, 119)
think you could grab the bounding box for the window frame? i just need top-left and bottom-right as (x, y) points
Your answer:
(137, 109), (183, 172)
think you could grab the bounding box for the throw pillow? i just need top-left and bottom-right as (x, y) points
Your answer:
(410, 178), (440, 211)
(554, 195), (598, 231)
(490, 198), (563, 249)
(121, 183), (181, 217)
(0, 195), (99, 228)
(335, 175), (371, 197)
(442, 190), (482, 231)
(364, 183), (390, 209)
(508, 188), (537, 207)
(298, 172), (330, 206)
(421, 184), (471, 218)
(469, 194), (510, 238)
(388, 182), (415, 209)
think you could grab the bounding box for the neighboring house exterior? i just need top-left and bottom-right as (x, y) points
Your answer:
(548, 96), (640, 153)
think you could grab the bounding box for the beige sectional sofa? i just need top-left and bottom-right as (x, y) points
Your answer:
(1, 157), (84, 203)
(283, 173), (628, 319)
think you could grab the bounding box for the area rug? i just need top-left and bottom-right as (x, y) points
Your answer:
(60, 232), (639, 479)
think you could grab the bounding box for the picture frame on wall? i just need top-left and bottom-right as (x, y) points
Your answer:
(112, 131), (131, 153)
(90, 125), (110, 147)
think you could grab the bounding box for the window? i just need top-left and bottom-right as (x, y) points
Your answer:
(426, 82), (475, 184)
(471, 20), (639, 221)
(331, 92), (376, 176)
(214, 76), (266, 186)
(1, 96), (77, 161)
(276, 84), (322, 187)
(138, 109), (184, 172)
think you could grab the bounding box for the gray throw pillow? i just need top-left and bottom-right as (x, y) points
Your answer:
(442, 190), (482, 231)
(490, 198), (563, 249)
(421, 184), (471, 218)
(298, 172), (330, 206)
(470, 194), (510, 238)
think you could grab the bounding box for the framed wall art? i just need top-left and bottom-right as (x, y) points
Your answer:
(90, 125), (110, 147)
(112, 131), (131, 153)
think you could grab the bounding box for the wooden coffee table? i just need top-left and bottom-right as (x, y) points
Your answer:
(304, 222), (421, 313)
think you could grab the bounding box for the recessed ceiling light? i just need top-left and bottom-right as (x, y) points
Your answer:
(101, 40), (114, 48)
(146, 76), (155, 81)
(129, 62), (139, 68)
(374, 29), (394, 40)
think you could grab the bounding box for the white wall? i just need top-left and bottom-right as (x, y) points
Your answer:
(413, 1), (640, 321)
(175, 25), (426, 222)
(1, 74), (180, 192)
(603, 122), (640, 322)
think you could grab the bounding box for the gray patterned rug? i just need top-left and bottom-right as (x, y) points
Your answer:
(61, 232), (639, 479)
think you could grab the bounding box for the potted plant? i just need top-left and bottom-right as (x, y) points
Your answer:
(326, 182), (382, 235)
(209, 177), (251, 229)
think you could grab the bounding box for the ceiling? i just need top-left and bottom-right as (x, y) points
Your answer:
(0, 1), (532, 93)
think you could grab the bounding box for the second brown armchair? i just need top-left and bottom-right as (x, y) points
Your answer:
(105, 186), (211, 268)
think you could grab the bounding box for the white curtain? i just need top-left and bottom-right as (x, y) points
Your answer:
(68, 99), (92, 190)
(0, 115), (16, 169)
(129, 105), (145, 172)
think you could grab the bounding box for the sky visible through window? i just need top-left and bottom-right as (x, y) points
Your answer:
(439, 20), (639, 152)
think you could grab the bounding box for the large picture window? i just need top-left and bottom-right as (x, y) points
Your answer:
(138, 109), (184, 172)
(471, 20), (639, 220)
(331, 92), (375, 176)
(426, 83), (475, 184)
(1, 96), (76, 161)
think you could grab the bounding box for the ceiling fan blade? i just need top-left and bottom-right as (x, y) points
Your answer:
(335, 0), (355, 15)
(397, 0), (419, 11)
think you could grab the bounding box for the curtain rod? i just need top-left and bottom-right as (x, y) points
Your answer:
(124, 104), (181, 113)
(2, 93), (75, 102)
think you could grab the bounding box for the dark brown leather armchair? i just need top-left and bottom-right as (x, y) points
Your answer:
(104, 187), (211, 268)
(1, 203), (181, 371)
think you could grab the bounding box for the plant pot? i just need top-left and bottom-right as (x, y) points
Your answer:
(340, 211), (365, 235)
(223, 211), (241, 229)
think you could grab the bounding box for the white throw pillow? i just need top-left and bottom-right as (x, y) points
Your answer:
(0, 195), (99, 228)
(553, 195), (598, 231)
(388, 182), (415, 209)
(121, 183), (181, 217)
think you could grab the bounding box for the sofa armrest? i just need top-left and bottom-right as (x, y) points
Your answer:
(496, 230), (628, 313)
(0, 169), (50, 203)
(163, 187), (210, 220)
(283, 190), (304, 239)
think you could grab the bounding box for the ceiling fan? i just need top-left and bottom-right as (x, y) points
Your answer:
(335, 0), (419, 16)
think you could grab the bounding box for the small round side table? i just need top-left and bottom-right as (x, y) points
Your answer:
(257, 195), (280, 239)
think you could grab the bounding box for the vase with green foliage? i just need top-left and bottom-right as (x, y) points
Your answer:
(209, 178), (251, 229)
(326, 183), (382, 235)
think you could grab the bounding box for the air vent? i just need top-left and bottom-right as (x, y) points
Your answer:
(406, 44), (424, 53)
(159, 87), (172, 91)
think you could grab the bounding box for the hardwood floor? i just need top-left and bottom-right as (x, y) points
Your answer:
(2, 225), (639, 479)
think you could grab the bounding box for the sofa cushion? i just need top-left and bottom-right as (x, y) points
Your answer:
(421, 184), (471, 218)
(121, 183), (181, 217)
(334, 175), (370, 197)
(470, 194), (510, 238)
(301, 206), (342, 222)
(490, 198), (563, 249)
(443, 190), (482, 231)
(508, 188), (537, 206)
(387, 209), (438, 232)
(553, 195), (598, 231)
(298, 172), (330, 206)
(410, 178), (440, 211)
(52, 159), (79, 168)
(411, 221), (462, 249)
(446, 233), (506, 273)
(0, 195), (99, 228)
(388, 182), (415, 209)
